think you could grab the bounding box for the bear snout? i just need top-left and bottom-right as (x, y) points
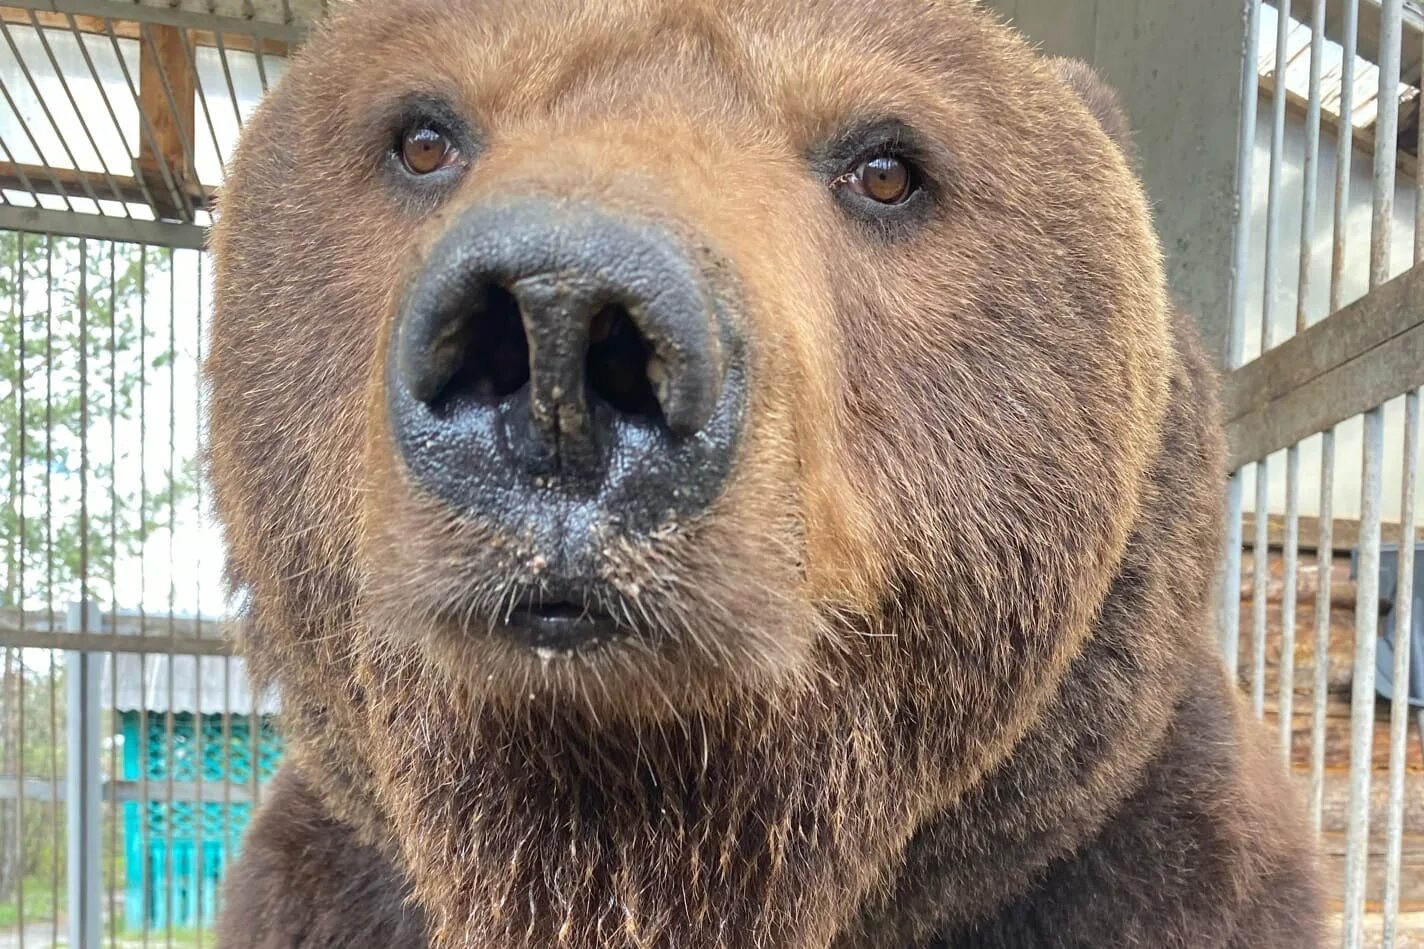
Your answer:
(384, 196), (750, 646)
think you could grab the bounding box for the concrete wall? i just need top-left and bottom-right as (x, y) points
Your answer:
(987, 0), (1248, 367)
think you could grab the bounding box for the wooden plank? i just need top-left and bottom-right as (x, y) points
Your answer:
(1223, 260), (1424, 468)
(136, 22), (196, 221)
(1224, 261), (1424, 424)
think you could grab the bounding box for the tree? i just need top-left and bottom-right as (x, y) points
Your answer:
(0, 230), (197, 903)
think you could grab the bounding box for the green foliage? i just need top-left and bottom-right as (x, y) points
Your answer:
(0, 232), (197, 609)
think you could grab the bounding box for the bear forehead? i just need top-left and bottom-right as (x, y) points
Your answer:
(309, 0), (1018, 133)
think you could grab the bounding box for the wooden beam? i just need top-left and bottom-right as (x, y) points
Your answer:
(135, 22), (196, 221)
(0, 6), (290, 55)
(1223, 259), (1424, 469)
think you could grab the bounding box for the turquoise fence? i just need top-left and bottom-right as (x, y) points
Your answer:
(120, 711), (282, 930)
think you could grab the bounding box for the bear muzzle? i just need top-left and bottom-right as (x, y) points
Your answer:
(386, 196), (749, 649)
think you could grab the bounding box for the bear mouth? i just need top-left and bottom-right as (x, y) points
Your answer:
(498, 596), (628, 654)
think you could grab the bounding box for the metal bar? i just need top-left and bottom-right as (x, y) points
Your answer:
(0, 203), (208, 248)
(0, 777), (261, 804)
(2, 0), (309, 42)
(1264, 0), (1424, 79)
(1220, 0), (1263, 674)
(44, 233), (59, 949)
(164, 247), (176, 949)
(1280, 446), (1300, 764)
(1310, 429), (1336, 830)
(1381, 387), (1419, 948)
(1343, 4), (1402, 943)
(1300, 0), (1328, 336)
(0, 76), (80, 213)
(1228, 0), (1264, 371)
(66, 602), (102, 949)
(0, 19), (111, 210)
(19, 9), (137, 214)
(137, 241), (149, 949)
(12, 231), (27, 949)
(0, 628), (232, 655)
(1254, 462), (1270, 716)
(193, 248), (207, 946)
(105, 240), (119, 949)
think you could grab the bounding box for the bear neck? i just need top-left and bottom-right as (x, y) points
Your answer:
(341, 659), (929, 949)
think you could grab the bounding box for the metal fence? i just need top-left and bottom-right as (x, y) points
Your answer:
(1223, 1), (1424, 945)
(0, 4), (316, 946)
(0, 0), (1421, 947)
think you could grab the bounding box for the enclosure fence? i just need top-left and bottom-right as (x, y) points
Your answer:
(0, 0), (1422, 947)
(1223, 1), (1424, 946)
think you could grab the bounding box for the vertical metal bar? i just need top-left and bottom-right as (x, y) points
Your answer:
(1298, 0), (1327, 334)
(1254, 463), (1271, 717)
(164, 248), (176, 949)
(66, 601), (101, 949)
(1291, 0), (1329, 783)
(107, 242), (119, 949)
(1281, 449), (1300, 762)
(1228, 0), (1262, 369)
(137, 244), (150, 949)
(13, 231), (27, 949)
(1219, 0), (1263, 678)
(1344, 5), (1402, 944)
(1382, 387), (1420, 948)
(44, 234), (59, 949)
(1310, 431), (1335, 831)
(1248, 1), (1295, 724)
(193, 250), (206, 946)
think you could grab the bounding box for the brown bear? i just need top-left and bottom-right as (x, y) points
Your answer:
(206, 0), (1322, 946)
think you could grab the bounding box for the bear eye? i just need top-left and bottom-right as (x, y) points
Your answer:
(833, 153), (917, 205)
(400, 125), (459, 175)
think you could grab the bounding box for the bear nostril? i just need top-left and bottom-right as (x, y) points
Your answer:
(586, 304), (663, 423)
(426, 284), (531, 417)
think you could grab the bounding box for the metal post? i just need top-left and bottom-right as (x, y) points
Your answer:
(66, 600), (102, 949)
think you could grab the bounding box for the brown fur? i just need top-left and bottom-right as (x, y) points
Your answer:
(208, 1), (1321, 946)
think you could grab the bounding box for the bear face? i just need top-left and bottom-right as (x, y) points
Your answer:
(207, 1), (1279, 946)
(212, 0), (1166, 719)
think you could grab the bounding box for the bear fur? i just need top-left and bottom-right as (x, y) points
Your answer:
(206, 0), (1322, 946)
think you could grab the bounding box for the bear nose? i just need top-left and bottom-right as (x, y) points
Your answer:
(388, 198), (746, 561)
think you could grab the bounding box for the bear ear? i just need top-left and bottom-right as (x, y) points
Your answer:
(1049, 58), (1139, 170)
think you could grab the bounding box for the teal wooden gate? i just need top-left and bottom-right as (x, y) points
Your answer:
(120, 711), (282, 929)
